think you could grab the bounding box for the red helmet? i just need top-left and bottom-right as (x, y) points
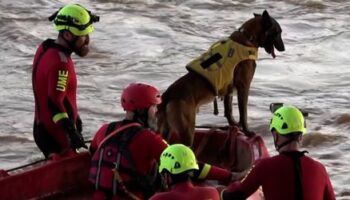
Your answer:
(121, 83), (162, 111)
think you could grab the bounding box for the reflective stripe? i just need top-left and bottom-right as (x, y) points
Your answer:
(198, 163), (211, 179)
(52, 112), (69, 123)
(113, 152), (122, 195)
(95, 148), (104, 190)
(162, 139), (169, 145)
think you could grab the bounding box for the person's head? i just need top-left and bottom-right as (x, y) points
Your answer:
(269, 105), (307, 151)
(49, 4), (99, 57)
(121, 83), (161, 129)
(158, 144), (199, 187)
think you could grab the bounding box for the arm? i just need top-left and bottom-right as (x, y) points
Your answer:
(89, 124), (109, 155)
(221, 162), (262, 200)
(47, 63), (71, 123)
(193, 162), (233, 184)
(323, 171), (336, 200)
(48, 61), (86, 149)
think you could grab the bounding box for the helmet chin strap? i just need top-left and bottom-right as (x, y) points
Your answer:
(274, 135), (298, 151)
(62, 33), (79, 52)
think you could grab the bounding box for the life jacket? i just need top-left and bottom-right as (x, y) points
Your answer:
(186, 38), (258, 96)
(89, 121), (159, 198)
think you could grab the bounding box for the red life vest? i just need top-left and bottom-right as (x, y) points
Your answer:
(89, 121), (158, 197)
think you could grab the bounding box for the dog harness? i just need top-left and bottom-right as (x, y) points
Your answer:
(186, 38), (258, 96)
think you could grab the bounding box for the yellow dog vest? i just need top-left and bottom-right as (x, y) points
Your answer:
(186, 39), (258, 96)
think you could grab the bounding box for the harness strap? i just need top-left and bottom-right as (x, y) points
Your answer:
(112, 126), (155, 197)
(97, 122), (141, 150)
(282, 151), (308, 200)
(113, 168), (141, 200)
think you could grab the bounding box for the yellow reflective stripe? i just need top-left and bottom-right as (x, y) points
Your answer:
(52, 112), (69, 123)
(198, 163), (211, 179)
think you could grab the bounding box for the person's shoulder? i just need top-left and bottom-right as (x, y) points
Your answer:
(41, 39), (71, 65)
(250, 154), (284, 170)
(302, 155), (328, 170)
(195, 186), (220, 199)
(198, 185), (220, 193)
(149, 192), (173, 200)
(138, 128), (161, 138)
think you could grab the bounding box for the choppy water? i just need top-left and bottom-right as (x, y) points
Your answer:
(0, 0), (349, 198)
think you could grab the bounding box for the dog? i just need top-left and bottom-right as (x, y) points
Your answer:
(157, 10), (285, 146)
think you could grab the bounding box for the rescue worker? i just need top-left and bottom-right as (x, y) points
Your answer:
(32, 4), (99, 158)
(221, 105), (336, 200)
(89, 83), (238, 200)
(150, 144), (220, 200)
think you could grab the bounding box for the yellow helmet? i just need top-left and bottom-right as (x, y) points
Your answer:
(49, 4), (99, 36)
(158, 144), (199, 174)
(270, 105), (307, 135)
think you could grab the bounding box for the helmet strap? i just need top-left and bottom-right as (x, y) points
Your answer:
(169, 172), (191, 185)
(61, 31), (79, 52)
(275, 138), (297, 151)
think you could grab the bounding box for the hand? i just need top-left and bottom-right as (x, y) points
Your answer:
(68, 128), (87, 150)
(59, 118), (87, 150)
(231, 169), (249, 182)
(76, 115), (83, 134)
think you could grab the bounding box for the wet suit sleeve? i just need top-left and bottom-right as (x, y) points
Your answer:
(47, 60), (71, 124)
(323, 168), (336, 200)
(47, 58), (86, 150)
(193, 162), (232, 184)
(221, 162), (262, 200)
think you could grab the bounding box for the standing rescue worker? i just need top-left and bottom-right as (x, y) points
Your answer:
(150, 144), (220, 200)
(32, 4), (99, 158)
(89, 83), (238, 200)
(221, 105), (336, 200)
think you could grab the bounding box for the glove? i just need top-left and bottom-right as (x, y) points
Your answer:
(76, 115), (83, 134)
(59, 118), (87, 150)
(69, 130), (88, 150)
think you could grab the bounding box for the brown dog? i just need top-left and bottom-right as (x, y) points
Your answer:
(157, 10), (285, 146)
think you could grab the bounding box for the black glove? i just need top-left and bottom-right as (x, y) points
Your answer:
(59, 118), (87, 149)
(69, 129), (88, 150)
(76, 115), (83, 134)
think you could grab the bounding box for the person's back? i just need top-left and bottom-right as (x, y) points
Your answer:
(224, 152), (334, 200)
(221, 105), (335, 200)
(150, 180), (220, 200)
(262, 153), (332, 200)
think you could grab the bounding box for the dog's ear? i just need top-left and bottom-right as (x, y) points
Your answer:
(253, 13), (260, 17)
(262, 10), (272, 29)
(262, 10), (270, 17)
